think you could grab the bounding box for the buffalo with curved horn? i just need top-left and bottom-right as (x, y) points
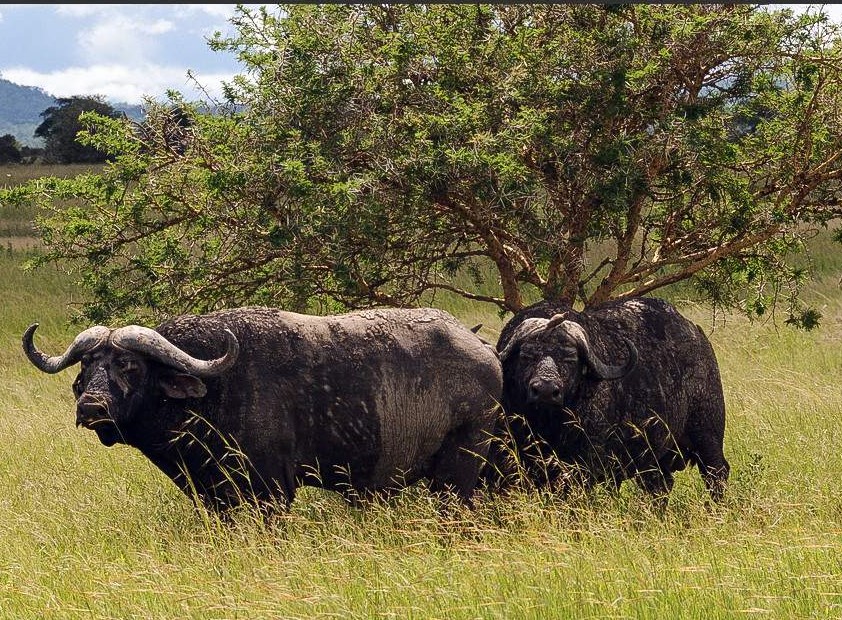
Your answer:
(23, 307), (503, 513)
(23, 324), (239, 377)
(484, 297), (729, 504)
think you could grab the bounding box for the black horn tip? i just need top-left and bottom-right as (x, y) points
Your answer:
(593, 337), (638, 381)
(21, 322), (52, 373)
(23, 324), (111, 374)
(22, 323), (41, 350)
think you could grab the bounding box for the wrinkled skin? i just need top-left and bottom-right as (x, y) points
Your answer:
(25, 307), (503, 513)
(485, 297), (729, 503)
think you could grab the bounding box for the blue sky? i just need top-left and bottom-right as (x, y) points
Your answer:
(0, 4), (840, 106)
(0, 4), (265, 104)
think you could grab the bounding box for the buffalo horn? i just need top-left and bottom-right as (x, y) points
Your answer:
(498, 317), (549, 361)
(22, 323), (112, 374)
(110, 326), (239, 377)
(556, 318), (637, 380)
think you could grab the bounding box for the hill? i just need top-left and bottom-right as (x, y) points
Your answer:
(0, 76), (144, 147)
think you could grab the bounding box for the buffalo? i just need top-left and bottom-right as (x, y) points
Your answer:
(485, 297), (729, 503)
(23, 306), (503, 512)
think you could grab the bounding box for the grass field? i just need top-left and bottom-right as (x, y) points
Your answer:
(2, 165), (842, 618)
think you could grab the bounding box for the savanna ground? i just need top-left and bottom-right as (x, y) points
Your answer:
(2, 165), (842, 619)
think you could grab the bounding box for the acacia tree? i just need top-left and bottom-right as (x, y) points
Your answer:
(5, 4), (842, 326)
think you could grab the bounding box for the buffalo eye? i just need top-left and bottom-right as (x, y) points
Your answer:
(72, 374), (83, 396)
(114, 357), (140, 375)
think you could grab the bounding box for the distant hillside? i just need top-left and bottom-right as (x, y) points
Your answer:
(0, 77), (144, 147)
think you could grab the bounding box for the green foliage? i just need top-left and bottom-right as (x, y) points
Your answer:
(4, 5), (842, 326)
(34, 96), (123, 164)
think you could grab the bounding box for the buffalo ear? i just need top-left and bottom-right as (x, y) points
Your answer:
(160, 372), (207, 399)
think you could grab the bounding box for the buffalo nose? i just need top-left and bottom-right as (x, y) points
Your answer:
(76, 399), (109, 427)
(528, 379), (562, 403)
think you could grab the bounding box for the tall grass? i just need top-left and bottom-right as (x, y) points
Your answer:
(0, 164), (102, 237)
(2, 165), (842, 618)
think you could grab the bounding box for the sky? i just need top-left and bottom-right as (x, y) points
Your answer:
(0, 4), (267, 105)
(0, 4), (841, 106)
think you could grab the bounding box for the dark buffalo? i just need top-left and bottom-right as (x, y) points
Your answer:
(485, 297), (729, 502)
(23, 307), (503, 512)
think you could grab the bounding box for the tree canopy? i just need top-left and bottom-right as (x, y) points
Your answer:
(34, 96), (121, 164)
(5, 4), (842, 327)
(0, 133), (22, 164)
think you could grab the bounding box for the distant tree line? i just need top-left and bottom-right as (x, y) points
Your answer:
(0, 95), (124, 164)
(0, 133), (43, 164)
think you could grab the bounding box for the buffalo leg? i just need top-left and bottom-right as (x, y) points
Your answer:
(635, 464), (675, 505)
(696, 446), (730, 502)
(689, 426), (729, 502)
(428, 420), (494, 505)
(638, 448), (687, 501)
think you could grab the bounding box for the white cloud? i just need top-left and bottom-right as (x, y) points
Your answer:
(77, 15), (175, 65)
(774, 4), (842, 22)
(142, 19), (175, 35)
(0, 4), (256, 103)
(174, 4), (245, 20)
(54, 4), (123, 18)
(1, 64), (237, 104)
(54, 4), (258, 22)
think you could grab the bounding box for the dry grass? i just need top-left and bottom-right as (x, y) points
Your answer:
(3, 165), (842, 618)
(3, 246), (842, 618)
(0, 163), (102, 187)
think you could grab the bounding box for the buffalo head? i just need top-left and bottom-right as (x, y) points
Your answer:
(22, 323), (238, 446)
(499, 314), (637, 407)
